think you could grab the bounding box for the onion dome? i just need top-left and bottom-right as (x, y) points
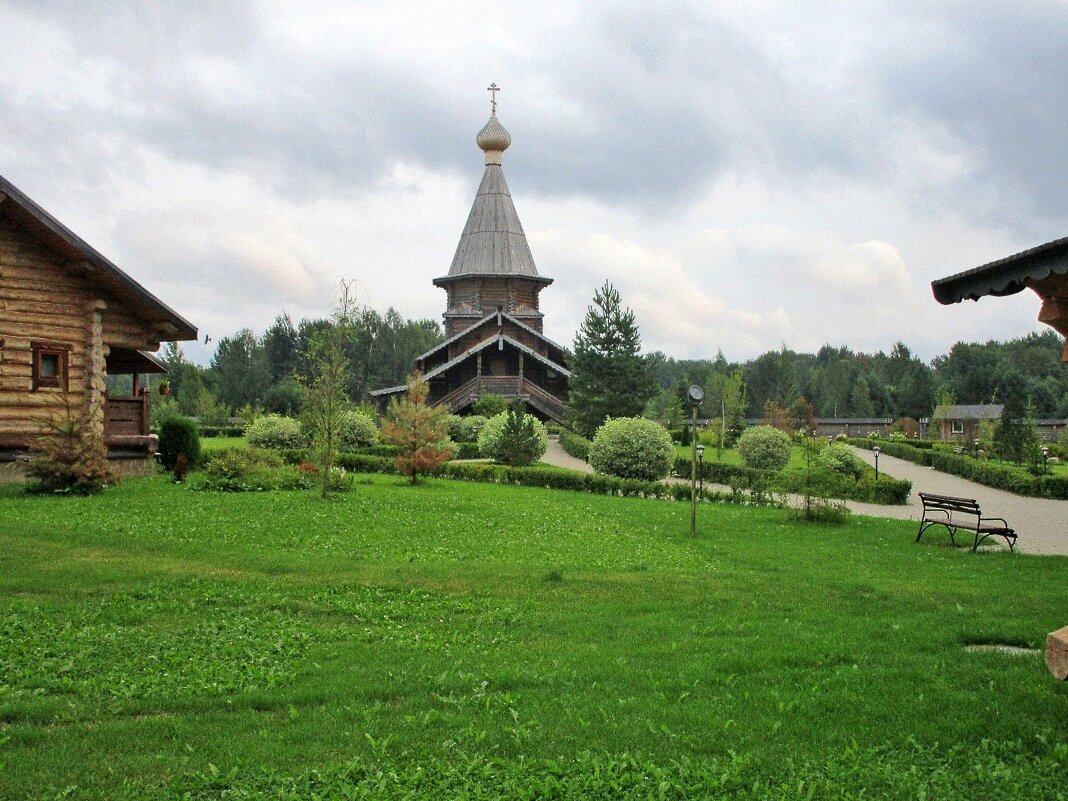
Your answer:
(476, 115), (511, 166)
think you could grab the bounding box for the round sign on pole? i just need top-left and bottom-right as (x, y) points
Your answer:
(687, 385), (704, 405)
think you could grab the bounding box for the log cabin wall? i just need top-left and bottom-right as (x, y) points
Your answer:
(0, 216), (155, 447)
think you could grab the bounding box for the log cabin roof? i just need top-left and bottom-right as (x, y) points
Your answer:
(0, 174), (197, 342)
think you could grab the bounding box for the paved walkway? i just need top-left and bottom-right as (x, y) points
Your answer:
(540, 438), (1068, 557)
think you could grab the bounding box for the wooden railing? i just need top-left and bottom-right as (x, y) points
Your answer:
(521, 379), (567, 422)
(432, 376), (566, 422)
(104, 395), (150, 441)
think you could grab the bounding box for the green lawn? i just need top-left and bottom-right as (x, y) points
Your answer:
(198, 435), (245, 452)
(1, 476), (1065, 799)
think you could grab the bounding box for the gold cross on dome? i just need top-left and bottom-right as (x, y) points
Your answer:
(487, 82), (500, 114)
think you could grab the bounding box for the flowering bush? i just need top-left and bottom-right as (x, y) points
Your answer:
(589, 417), (673, 481)
(817, 443), (865, 479)
(338, 410), (379, 450)
(245, 414), (306, 450)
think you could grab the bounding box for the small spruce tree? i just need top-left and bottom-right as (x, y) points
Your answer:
(495, 400), (547, 466)
(994, 390), (1042, 464)
(381, 372), (454, 484)
(566, 282), (656, 437)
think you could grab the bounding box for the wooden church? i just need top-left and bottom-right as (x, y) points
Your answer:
(373, 89), (570, 420)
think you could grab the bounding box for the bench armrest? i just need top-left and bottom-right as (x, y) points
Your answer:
(979, 516), (1011, 529)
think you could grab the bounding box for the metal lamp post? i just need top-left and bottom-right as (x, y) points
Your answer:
(873, 445), (881, 481)
(1042, 446), (1050, 474)
(696, 444), (705, 495)
(687, 385), (704, 536)
(973, 438), (980, 457)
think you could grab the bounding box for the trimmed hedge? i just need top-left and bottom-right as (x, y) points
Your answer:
(198, 425), (245, 438)
(671, 455), (911, 505)
(333, 453), (778, 506)
(852, 439), (1068, 500)
(559, 429), (591, 461)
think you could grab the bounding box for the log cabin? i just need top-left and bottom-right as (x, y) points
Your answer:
(0, 175), (197, 479)
(371, 95), (570, 420)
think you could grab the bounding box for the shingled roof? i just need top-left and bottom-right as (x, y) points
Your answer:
(437, 112), (550, 285)
(931, 237), (1068, 305)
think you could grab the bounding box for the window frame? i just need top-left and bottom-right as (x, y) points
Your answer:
(31, 342), (71, 391)
(951, 419), (964, 435)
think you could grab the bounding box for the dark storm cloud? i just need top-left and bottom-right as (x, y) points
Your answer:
(864, 2), (1068, 231)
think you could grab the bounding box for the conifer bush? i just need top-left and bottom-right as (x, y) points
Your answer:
(245, 414), (306, 450)
(477, 403), (548, 466)
(27, 399), (120, 494)
(588, 417), (673, 481)
(736, 425), (792, 472)
(159, 416), (202, 471)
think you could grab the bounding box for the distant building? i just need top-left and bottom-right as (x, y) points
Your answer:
(930, 404), (1003, 442)
(0, 175), (197, 479)
(372, 90), (569, 420)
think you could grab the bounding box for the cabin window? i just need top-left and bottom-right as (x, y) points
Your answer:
(951, 420), (964, 435)
(32, 343), (69, 391)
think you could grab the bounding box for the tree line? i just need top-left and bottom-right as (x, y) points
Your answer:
(151, 294), (1067, 430)
(156, 307), (442, 421)
(647, 330), (1068, 425)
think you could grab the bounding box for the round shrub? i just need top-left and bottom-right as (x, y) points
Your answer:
(338, 410), (379, 450)
(158, 415), (202, 470)
(447, 414), (488, 443)
(589, 417), (673, 481)
(245, 413), (306, 450)
(817, 443), (865, 479)
(736, 425), (792, 472)
(478, 409), (549, 466)
(460, 415), (488, 443)
(472, 394), (508, 418)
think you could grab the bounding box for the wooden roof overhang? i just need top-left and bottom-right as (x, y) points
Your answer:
(0, 175), (198, 343)
(423, 333), (570, 383)
(106, 347), (169, 375)
(415, 310), (570, 366)
(932, 237), (1068, 361)
(371, 333), (571, 401)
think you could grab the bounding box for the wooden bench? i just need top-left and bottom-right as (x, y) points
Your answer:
(916, 492), (1017, 552)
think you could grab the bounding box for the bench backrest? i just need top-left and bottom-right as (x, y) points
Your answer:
(919, 492), (981, 516)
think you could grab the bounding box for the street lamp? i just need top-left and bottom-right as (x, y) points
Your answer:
(872, 445), (881, 481)
(1042, 446), (1050, 474)
(973, 438), (980, 457)
(696, 444), (705, 494)
(686, 385), (704, 536)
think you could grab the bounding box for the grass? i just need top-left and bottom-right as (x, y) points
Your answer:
(199, 435), (245, 452)
(1, 474), (1066, 799)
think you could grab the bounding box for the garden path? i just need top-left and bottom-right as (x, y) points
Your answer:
(540, 438), (1068, 557)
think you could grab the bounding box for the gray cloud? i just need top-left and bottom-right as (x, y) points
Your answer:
(1, 0), (1063, 364)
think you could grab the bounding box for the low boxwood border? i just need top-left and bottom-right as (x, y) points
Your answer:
(670, 456), (911, 505)
(851, 439), (1068, 500)
(335, 453), (779, 506)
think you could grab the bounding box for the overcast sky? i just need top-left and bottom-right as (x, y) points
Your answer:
(2, 1), (1066, 365)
